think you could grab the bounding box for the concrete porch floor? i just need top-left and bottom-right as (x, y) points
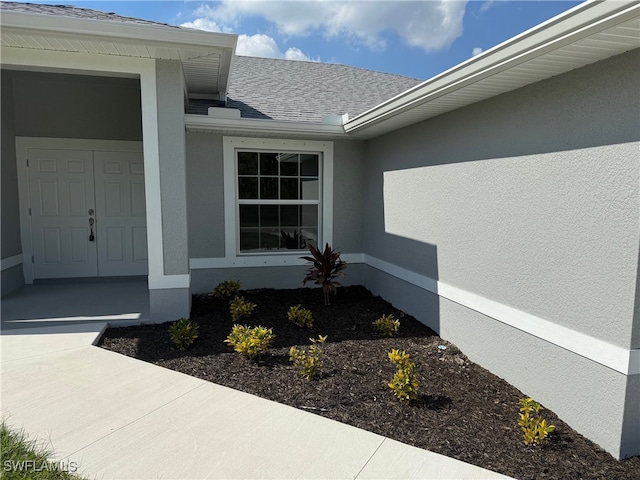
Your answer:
(0, 278), (149, 330)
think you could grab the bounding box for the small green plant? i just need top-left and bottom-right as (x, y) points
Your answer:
(225, 324), (274, 358)
(1, 421), (87, 479)
(301, 243), (347, 305)
(373, 314), (400, 337)
(388, 349), (419, 402)
(213, 280), (241, 299)
(230, 295), (256, 322)
(289, 335), (327, 379)
(518, 397), (556, 446)
(168, 317), (199, 351)
(287, 304), (314, 328)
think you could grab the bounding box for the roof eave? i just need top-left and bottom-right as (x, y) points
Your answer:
(0, 10), (237, 53)
(184, 114), (348, 139)
(344, 0), (640, 138)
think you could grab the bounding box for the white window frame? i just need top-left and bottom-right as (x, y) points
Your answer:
(223, 137), (333, 265)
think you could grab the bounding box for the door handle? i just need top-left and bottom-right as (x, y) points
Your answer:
(89, 216), (95, 242)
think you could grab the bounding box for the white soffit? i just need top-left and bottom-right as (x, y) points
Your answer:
(345, 1), (640, 139)
(0, 10), (237, 98)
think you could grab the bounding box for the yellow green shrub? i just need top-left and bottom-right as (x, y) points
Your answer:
(225, 324), (274, 358)
(373, 314), (400, 337)
(518, 397), (556, 446)
(230, 295), (256, 322)
(289, 335), (327, 379)
(287, 305), (314, 328)
(388, 349), (419, 402)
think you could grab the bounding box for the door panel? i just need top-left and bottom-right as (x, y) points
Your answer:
(94, 151), (148, 276)
(28, 148), (98, 278)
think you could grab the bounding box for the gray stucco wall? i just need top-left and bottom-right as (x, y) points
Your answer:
(11, 71), (142, 141)
(186, 134), (367, 260)
(332, 140), (365, 254)
(185, 134), (367, 291)
(186, 132), (225, 259)
(364, 49), (639, 349)
(1, 71), (24, 295)
(362, 49), (640, 458)
(156, 60), (189, 276)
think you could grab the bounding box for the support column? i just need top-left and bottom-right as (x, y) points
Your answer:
(140, 59), (190, 322)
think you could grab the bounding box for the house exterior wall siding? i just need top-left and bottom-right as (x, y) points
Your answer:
(362, 49), (640, 459)
(333, 140), (366, 254)
(186, 132), (225, 258)
(11, 71), (142, 141)
(155, 59), (189, 276)
(364, 49), (640, 348)
(1, 71), (24, 295)
(185, 135), (368, 284)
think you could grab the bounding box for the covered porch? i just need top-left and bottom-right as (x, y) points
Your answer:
(1, 278), (149, 330)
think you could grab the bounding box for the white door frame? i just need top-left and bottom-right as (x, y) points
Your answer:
(15, 137), (144, 283)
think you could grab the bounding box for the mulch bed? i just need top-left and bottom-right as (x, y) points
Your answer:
(98, 286), (640, 480)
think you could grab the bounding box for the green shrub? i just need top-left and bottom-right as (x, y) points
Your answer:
(225, 324), (274, 358)
(289, 335), (327, 379)
(1, 421), (86, 479)
(518, 397), (555, 446)
(287, 305), (314, 328)
(388, 349), (419, 402)
(230, 295), (256, 322)
(213, 280), (241, 299)
(301, 243), (347, 305)
(373, 314), (400, 337)
(169, 317), (199, 351)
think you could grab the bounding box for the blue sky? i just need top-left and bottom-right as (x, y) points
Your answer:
(24, 1), (584, 79)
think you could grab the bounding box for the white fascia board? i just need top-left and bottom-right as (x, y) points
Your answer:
(185, 114), (348, 139)
(344, 0), (640, 134)
(0, 11), (237, 58)
(1, 11), (238, 49)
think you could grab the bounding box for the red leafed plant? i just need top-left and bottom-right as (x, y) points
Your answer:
(302, 243), (347, 305)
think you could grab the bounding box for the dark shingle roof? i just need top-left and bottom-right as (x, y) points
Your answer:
(0, 1), (179, 29)
(224, 56), (423, 122)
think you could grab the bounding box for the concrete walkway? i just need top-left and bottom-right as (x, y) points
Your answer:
(0, 323), (512, 480)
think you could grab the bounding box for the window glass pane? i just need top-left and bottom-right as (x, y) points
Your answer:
(240, 228), (259, 251)
(280, 228), (307, 250)
(279, 153), (298, 176)
(301, 228), (318, 248)
(300, 178), (319, 200)
(239, 177), (258, 199)
(260, 177), (278, 199)
(300, 154), (319, 176)
(260, 205), (279, 227)
(238, 152), (258, 175)
(260, 153), (278, 175)
(239, 205), (259, 227)
(300, 205), (318, 227)
(260, 228), (280, 250)
(280, 178), (299, 200)
(280, 205), (299, 227)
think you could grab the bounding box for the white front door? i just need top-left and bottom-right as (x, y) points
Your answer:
(94, 151), (148, 276)
(27, 147), (147, 279)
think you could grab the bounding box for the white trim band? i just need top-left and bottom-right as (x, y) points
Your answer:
(190, 253), (363, 270)
(1, 254), (23, 272)
(148, 274), (190, 290)
(362, 254), (639, 376)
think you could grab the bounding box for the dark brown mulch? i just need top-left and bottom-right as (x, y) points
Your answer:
(98, 286), (640, 480)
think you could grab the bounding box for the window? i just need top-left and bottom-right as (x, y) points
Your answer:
(223, 138), (333, 258)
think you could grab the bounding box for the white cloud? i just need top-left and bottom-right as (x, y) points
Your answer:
(472, 47), (483, 56)
(184, 1), (468, 53)
(480, 1), (496, 14)
(235, 34), (317, 62)
(180, 17), (223, 33)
